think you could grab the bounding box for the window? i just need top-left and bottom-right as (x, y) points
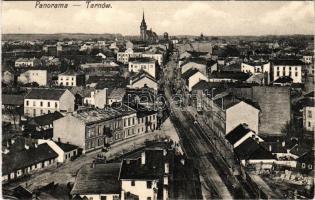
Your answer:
(302, 163), (306, 168)
(101, 196), (107, 200)
(277, 71), (280, 76)
(147, 181), (152, 189)
(147, 198), (152, 200)
(40, 110), (43, 115)
(295, 72), (298, 77)
(48, 102), (50, 107)
(308, 164), (312, 169)
(33, 101), (36, 106)
(26, 100), (29, 106)
(66, 82), (69, 86)
(131, 181), (135, 186)
(308, 121), (311, 127)
(132, 118), (135, 125)
(55, 102), (58, 108)
(40, 101), (43, 107)
(308, 110), (312, 118)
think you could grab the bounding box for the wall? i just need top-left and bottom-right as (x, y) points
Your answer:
(79, 194), (119, 200)
(121, 180), (158, 200)
(188, 72), (208, 91)
(181, 63), (206, 76)
(53, 115), (85, 149)
(304, 106), (315, 131)
(18, 70), (47, 86)
(226, 101), (259, 134)
(273, 65), (302, 83)
(24, 99), (60, 117)
(131, 77), (158, 91)
(59, 90), (75, 112)
(95, 89), (107, 109)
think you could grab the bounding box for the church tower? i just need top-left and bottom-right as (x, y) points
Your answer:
(140, 11), (147, 41)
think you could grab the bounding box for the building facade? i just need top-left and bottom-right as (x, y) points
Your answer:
(24, 88), (75, 117)
(18, 70), (47, 86)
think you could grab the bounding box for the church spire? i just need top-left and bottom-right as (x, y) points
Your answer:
(141, 9), (147, 29)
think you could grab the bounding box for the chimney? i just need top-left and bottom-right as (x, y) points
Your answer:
(282, 141), (285, 147)
(163, 149), (167, 156)
(141, 152), (146, 165)
(3, 147), (10, 154)
(58, 137), (61, 143)
(164, 175), (168, 185)
(164, 163), (169, 174)
(180, 158), (185, 166)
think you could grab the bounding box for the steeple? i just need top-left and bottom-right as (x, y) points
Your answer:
(140, 10), (147, 29)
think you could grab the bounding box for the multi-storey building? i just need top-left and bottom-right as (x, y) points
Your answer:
(117, 48), (143, 64)
(24, 88), (75, 117)
(272, 60), (303, 83)
(303, 101), (315, 131)
(17, 69), (47, 86)
(15, 58), (41, 68)
(200, 91), (260, 138)
(53, 108), (124, 153)
(129, 57), (157, 78)
(57, 70), (85, 87)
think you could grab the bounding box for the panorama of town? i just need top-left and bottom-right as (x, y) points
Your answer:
(1, 10), (315, 200)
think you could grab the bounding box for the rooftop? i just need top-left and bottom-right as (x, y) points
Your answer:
(73, 108), (123, 125)
(234, 138), (275, 160)
(28, 112), (63, 126)
(71, 163), (121, 195)
(225, 124), (252, 145)
(25, 88), (67, 100)
(2, 143), (58, 175)
(272, 59), (304, 66)
(129, 57), (156, 63)
(181, 68), (199, 81)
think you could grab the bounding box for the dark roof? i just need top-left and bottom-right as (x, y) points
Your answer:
(29, 112), (63, 126)
(2, 143), (58, 175)
(129, 57), (156, 63)
(60, 69), (84, 76)
(30, 129), (53, 140)
(210, 71), (250, 81)
(130, 70), (156, 84)
(220, 63), (241, 72)
(297, 150), (314, 163)
(119, 149), (165, 180)
(272, 59), (304, 66)
(55, 142), (79, 152)
(234, 138), (275, 160)
(25, 88), (67, 100)
(180, 57), (215, 67)
(186, 51), (208, 57)
(273, 76), (293, 83)
(225, 124), (252, 145)
(181, 68), (199, 81)
(71, 163), (121, 195)
(304, 91), (315, 98)
(2, 94), (25, 105)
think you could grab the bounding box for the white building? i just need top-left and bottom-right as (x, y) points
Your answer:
(129, 71), (158, 91)
(303, 104), (315, 131)
(15, 58), (41, 68)
(18, 70), (47, 86)
(129, 57), (157, 79)
(58, 70), (85, 87)
(24, 88), (75, 117)
(272, 60), (303, 83)
(181, 68), (209, 91)
(83, 88), (108, 109)
(241, 62), (270, 75)
(117, 48), (142, 64)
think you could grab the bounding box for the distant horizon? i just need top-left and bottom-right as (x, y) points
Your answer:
(2, 1), (314, 36)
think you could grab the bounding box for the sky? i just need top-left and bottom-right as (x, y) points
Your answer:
(2, 1), (314, 36)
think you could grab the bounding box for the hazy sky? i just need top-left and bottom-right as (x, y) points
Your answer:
(2, 1), (314, 36)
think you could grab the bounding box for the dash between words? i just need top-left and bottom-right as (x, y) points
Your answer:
(35, 1), (112, 8)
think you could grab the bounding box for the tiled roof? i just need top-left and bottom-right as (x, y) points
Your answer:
(130, 70), (156, 84)
(2, 143), (58, 175)
(272, 59), (304, 66)
(225, 124), (252, 145)
(119, 149), (165, 180)
(234, 138), (274, 160)
(29, 112), (63, 126)
(55, 142), (79, 152)
(71, 163), (121, 195)
(25, 88), (67, 100)
(2, 94), (25, 105)
(181, 68), (199, 81)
